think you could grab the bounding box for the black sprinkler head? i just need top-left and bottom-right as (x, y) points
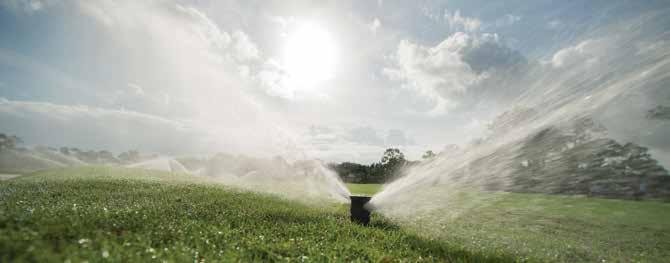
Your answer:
(350, 195), (372, 225)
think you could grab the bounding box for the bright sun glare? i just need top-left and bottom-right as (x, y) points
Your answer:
(282, 23), (337, 87)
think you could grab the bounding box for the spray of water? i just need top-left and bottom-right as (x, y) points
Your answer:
(370, 8), (670, 221)
(199, 155), (351, 203)
(127, 154), (351, 204)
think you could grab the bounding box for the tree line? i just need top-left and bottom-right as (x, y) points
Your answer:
(328, 148), (435, 183)
(0, 133), (153, 165)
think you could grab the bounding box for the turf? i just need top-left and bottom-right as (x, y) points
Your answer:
(346, 183), (382, 196)
(381, 189), (670, 262)
(0, 167), (511, 262)
(3, 167), (669, 262)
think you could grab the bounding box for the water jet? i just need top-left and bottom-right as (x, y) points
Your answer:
(350, 195), (372, 225)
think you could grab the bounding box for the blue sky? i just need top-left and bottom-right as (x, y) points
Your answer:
(1, 0), (669, 164)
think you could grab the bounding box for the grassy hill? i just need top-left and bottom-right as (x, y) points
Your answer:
(0, 149), (65, 174)
(0, 167), (510, 262)
(2, 167), (669, 262)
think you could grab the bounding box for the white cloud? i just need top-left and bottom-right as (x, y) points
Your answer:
(550, 40), (607, 68)
(127, 83), (144, 96)
(348, 126), (384, 146)
(369, 18), (382, 34)
(257, 59), (294, 99)
(385, 129), (414, 146)
(231, 30), (260, 61)
(299, 125), (425, 163)
(384, 32), (520, 115)
(0, 98), (307, 158)
(77, 1), (116, 27)
(1, 0), (58, 14)
(0, 98), (204, 153)
(444, 9), (481, 32)
(547, 19), (562, 29)
(77, 1), (260, 66)
(70, 1), (268, 116)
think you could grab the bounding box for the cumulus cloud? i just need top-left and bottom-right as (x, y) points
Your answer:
(305, 125), (415, 148)
(1, 0), (57, 14)
(461, 34), (524, 73)
(257, 59), (295, 99)
(299, 125), (424, 163)
(348, 126), (384, 146)
(444, 9), (481, 32)
(66, 0), (275, 122)
(0, 98), (205, 153)
(385, 129), (414, 146)
(550, 39), (608, 68)
(1, 1), (311, 159)
(231, 30), (260, 61)
(308, 125), (334, 137)
(0, 98), (308, 159)
(384, 32), (523, 115)
(547, 19), (563, 29)
(126, 83), (144, 96)
(369, 18), (381, 34)
(77, 1), (259, 66)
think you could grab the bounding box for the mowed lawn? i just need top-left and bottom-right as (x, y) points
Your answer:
(346, 183), (382, 196)
(2, 167), (669, 262)
(380, 189), (670, 262)
(0, 167), (512, 262)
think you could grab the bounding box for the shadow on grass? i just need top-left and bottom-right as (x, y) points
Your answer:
(365, 215), (517, 262)
(368, 218), (401, 231)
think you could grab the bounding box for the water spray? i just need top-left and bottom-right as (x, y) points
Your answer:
(350, 195), (372, 225)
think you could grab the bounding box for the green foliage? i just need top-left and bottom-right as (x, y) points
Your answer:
(380, 148), (405, 166)
(346, 183), (383, 196)
(647, 105), (670, 120)
(0, 133), (22, 150)
(421, 150), (436, 160)
(0, 167), (512, 262)
(330, 148), (414, 184)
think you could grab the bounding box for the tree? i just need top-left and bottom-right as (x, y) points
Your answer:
(381, 148), (405, 165)
(647, 105), (670, 120)
(0, 133), (22, 150)
(59, 147), (70, 155)
(329, 162), (370, 183)
(118, 150), (141, 164)
(380, 148), (406, 179)
(422, 150), (436, 160)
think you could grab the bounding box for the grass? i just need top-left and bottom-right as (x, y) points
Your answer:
(2, 167), (669, 262)
(380, 189), (670, 262)
(346, 183), (382, 196)
(0, 167), (511, 262)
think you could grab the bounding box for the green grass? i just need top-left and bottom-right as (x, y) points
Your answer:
(0, 167), (511, 262)
(2, 167), (669, 262)
(346, 183), (382, 196)
(381, 189), (670, 262)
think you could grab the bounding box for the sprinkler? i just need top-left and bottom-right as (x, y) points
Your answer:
(350, 195), (372, 225)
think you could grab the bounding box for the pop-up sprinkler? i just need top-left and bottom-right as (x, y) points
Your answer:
(350, 195), (372, 225)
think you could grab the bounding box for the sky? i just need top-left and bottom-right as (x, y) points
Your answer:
(0, 0), (669, 164)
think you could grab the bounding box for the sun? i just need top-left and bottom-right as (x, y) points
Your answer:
(282, 23), (337, 87)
